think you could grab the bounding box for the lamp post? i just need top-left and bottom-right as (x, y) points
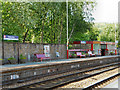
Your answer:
(66, 0), (69, 59)
(115, 24), (117, 55)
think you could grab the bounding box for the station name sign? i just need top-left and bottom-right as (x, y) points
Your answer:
(81, 41), (86, 44)
(3, 35), (19, 41)
(115, 41), (118, 44)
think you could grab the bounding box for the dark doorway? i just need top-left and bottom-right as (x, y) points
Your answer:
(101, 49), (105, 56)
(101, 44), (107, 56)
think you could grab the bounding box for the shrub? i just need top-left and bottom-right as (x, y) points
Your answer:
(19, 54), (26, 60)
(82, 52), (85, 55)
(74, 54), (77, 56)
(71, 54), (74, 56)
(85, 53), (89, 55)
(69, 45), (73, 49)
(110, 52), (114, 55)
(8, 57), (16, 60)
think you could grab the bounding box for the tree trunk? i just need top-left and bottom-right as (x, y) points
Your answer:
(57, 18), (60, 43)
(59, 18), (63, 44)
(23, 29), (29, 43)
(41, 20), (44, 43)
(54, 33), (55, 43)
(68, 23), (75, 40)
(32, 35), (35, 43)
(50, 15), (53, 43)
(54, 16), (56, 43)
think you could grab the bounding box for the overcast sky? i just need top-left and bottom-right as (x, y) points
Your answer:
(92, 0), (120, 23)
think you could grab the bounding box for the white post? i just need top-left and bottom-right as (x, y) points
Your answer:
(115, 24), (117, 55)
(66, 0), (69, 59)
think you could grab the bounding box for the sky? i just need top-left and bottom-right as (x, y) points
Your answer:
(92, 0), (120, 23)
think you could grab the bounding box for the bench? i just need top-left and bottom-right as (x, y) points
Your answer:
(88, 51), (96, 57)
(34, 54), (50, 62)
(76, 52), (86, 58)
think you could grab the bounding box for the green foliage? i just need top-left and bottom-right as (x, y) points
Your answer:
(19, 54), (26, 60)
(118, 24), (120, 48)
(85, 53), (89, 55)
(71, 53), (77, 57)
(94, 23), (119, 42)
(68, 2), (96, 42)
(82, 52), (86, 55)
(110, 51), (114, 55)
(74, 54), (77, 56)
(2, 2), (96, 44)
(8, 57), (16, 60)
(68, 44), (73, 49)
(118, 40), (120, 48)
(71, 54), (74, 56)
(86, 23), (120, 48)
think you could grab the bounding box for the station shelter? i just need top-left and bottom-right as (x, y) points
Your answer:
(68, 41), (115, 57)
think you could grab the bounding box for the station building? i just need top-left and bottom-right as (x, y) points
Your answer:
(69, 41), (116, 56)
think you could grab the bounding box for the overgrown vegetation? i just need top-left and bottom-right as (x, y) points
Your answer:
(2, 1), (96, 44)
(2, 1), (120, 47)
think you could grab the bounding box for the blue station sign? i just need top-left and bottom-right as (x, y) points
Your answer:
(81, 41), (86, 44)
(3, 35), (19, 41)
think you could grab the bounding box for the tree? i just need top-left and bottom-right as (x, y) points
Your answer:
(68, 2), (96, 42)
(2, 1), (96, 44)
(94, 23), (119, 42)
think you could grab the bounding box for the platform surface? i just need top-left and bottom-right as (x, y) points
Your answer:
(0, 55), (119, 71)
(0, 58), (84, 70)
(101, 78), (120, 90)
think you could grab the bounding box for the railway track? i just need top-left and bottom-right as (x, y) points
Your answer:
(83, 73), (120, 90)
(8, 62), (120, 90)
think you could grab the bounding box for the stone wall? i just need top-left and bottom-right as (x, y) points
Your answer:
(3, 42), (67, 62)
(0, 42), (2, 59)
(0, 42), (2, 66)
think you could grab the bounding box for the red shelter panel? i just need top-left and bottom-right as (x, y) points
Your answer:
(93, 41), (101, 44)
(73, 41), (80, 44)
(86, 41), (93, 44)
(91, 44), (93, 51)
(101, 41), (106, 44)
